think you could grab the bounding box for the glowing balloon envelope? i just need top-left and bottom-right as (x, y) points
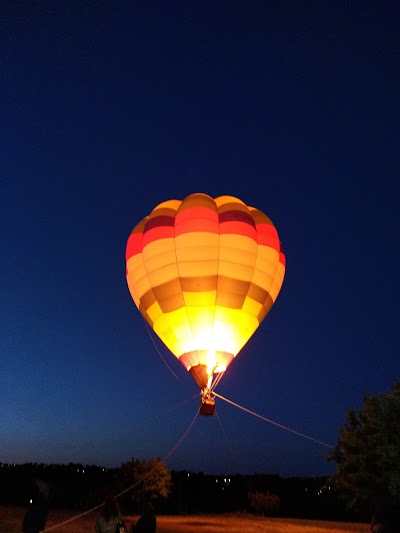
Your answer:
(126, 193), (285, 412)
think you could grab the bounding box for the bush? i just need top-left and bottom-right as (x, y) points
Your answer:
(248, 491), (280, 515)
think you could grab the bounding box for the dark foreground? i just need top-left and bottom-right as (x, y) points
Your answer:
(0, 505), (369, 533)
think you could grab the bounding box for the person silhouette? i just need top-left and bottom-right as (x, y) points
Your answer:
(130, 502), (156, 533)
(22, 479), (49, 533)
(96, 497), (125, 533)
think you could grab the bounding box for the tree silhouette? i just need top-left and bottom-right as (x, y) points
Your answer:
(119, 457), (171, 506)
(328, 381), (400, 520)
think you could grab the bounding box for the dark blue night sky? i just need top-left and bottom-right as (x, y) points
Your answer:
(1, 1), (399, 477)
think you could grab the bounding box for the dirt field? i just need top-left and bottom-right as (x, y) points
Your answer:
(0, 505), (369, 533)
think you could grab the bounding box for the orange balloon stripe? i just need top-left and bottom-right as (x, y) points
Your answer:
(256, 224), (280, 249)
(126, 232), (144, 259)
(127, 204), (285, 263)
(175, 218), (219, 236)
(142, 226), (175, 246)
(130, 217), (271, 252)
(219, 220), (257, 240)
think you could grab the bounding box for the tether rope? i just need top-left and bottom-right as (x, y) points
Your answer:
(145, 323), (188, 386)
(215, 409), (240, 471)
(213, 392), (334, 449)
(210, 370), (225, 392)
(114, 406), (200, 500)
(154, 393), (201, 421)
(44, 407), (200, 531)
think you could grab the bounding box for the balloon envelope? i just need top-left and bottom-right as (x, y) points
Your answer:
(126, 193), (285, 391)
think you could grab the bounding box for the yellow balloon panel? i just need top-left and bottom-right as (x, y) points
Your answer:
(269, 263), (286, 302)
(254, 246), (280, 273)
(128, 274), (151, 305)
(218, 234), (258, 265)
(242, 296), (264, 317)
(175, 232), (219, 259)
(217, 261), (255, 282)
(146, 263), (180, 287)
(251, 269), (275, 297)
(186, 306), (215, 334)
(153, 309), (188, 354)
(146, 300), (164, 323)
(177, 260), (219, 278)
(213, 309), (258, 354)
(126, 255), (147, 285)
(183, 290), (217, 307)
(142, 239), (177, 272)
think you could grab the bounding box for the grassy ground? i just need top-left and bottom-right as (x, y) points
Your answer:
(0, 505), (369, 533)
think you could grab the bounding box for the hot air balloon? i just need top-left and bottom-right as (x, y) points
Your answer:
(125, 193), (285, 415)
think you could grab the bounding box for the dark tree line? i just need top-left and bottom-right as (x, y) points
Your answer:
(0, 462), (357, 520)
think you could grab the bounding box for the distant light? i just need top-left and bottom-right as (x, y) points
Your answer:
(187, 473), (190, 477)
(82, 469), (85, 474)
(216, 479), (218, 483)
(30, 499), (33, 504)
